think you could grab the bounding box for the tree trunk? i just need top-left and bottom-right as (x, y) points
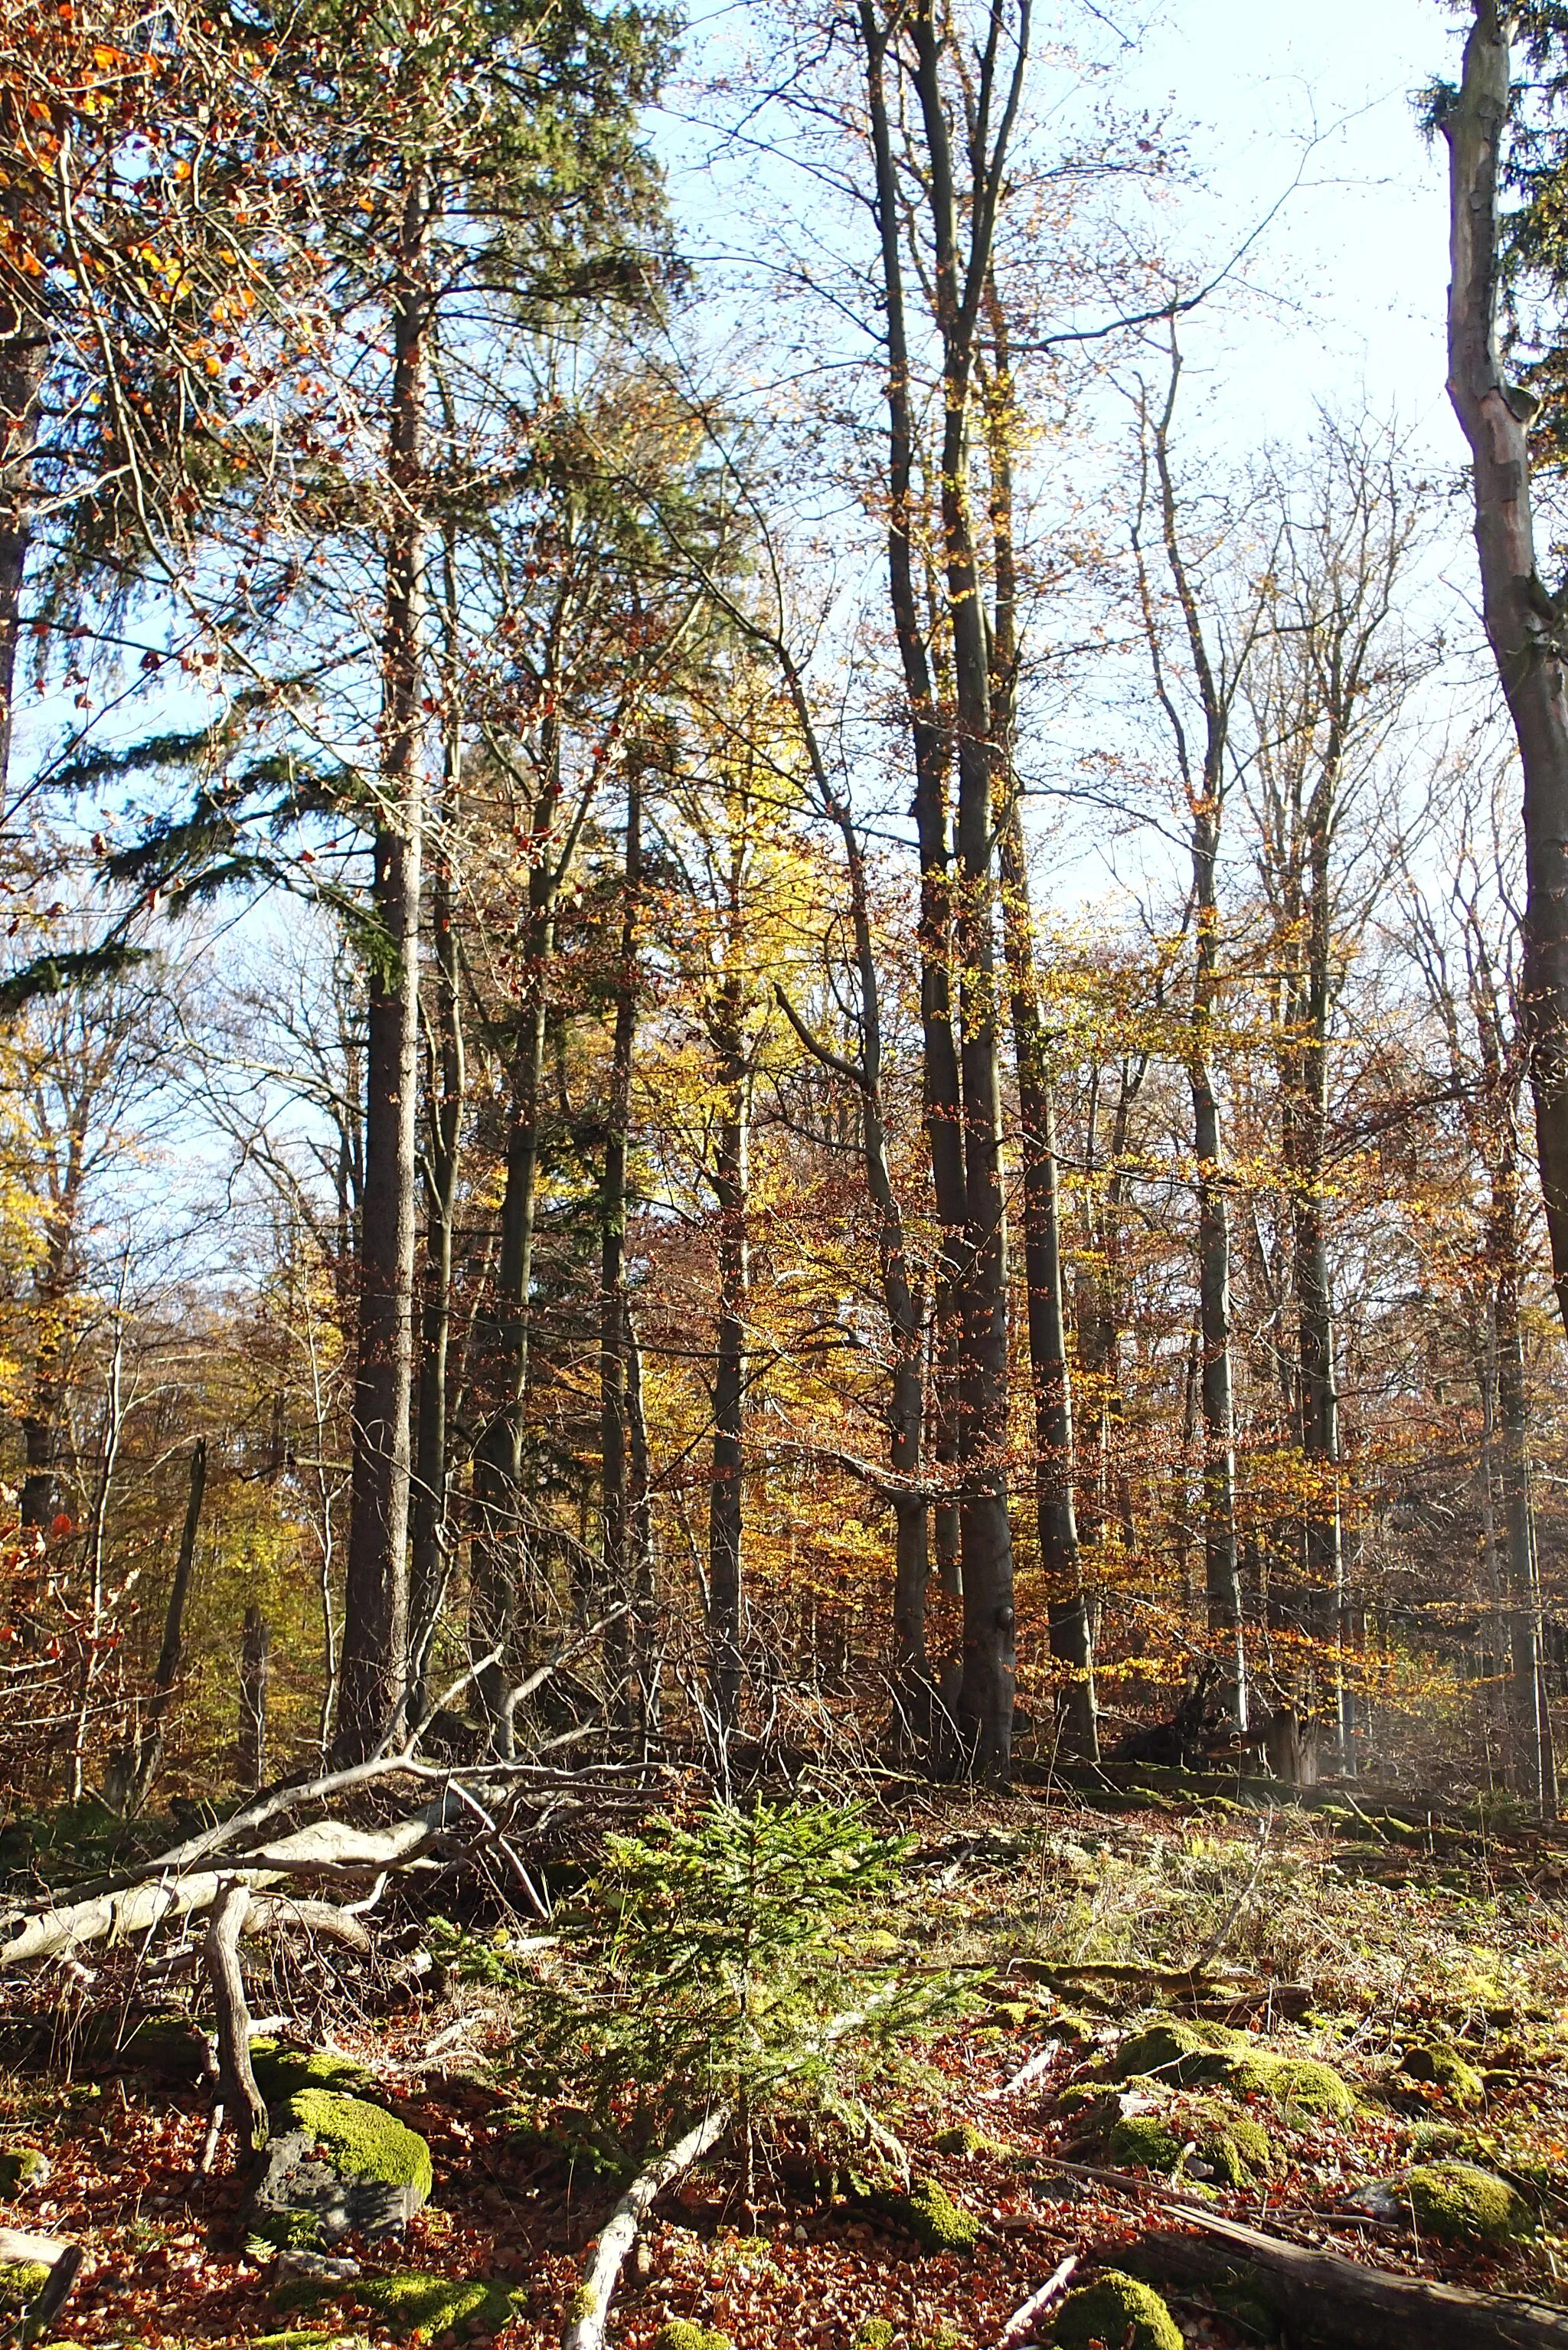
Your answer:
(1442, 3), (1568, 1335)
(601, 769), (642, 1713)
(238, 1607), (269, 1793)
(126, 1438), (207, 1812)
(0, 283), (42, 813)
(409, 642), (465, 1727)
(707, 963), (750, 1740)
(337, 171), (430, 1763)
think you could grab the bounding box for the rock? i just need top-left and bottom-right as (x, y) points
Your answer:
(1406, 2161), (1534, 2244)
(1401, 2041), (1485, 2107)
(934, 2121), (1007, 2157)
(1105, 2100), (1274, 2188)
(0, 2145), (49, 2196)
(247, 2090), (433, 2250)
(878, 2177), (979, 2254)
(1109, 2021), (1249, 2088)
(250, 2041), (382, 2110)
(356, 2273), (524, 2339)
(1106, 2112), (1184, 2172)
(1052, 2268), (1183, 2350)
(271, 2250), (361, 2297)
(652, 2325), (733, 2350)
(1105, 2022), (1355, 2120)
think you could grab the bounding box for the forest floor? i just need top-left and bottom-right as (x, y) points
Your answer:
(5, 1770), (1568, 2350)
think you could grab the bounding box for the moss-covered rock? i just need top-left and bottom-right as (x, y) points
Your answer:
(1107, 2113), (1183, 2172)
(1051, 2270), (1182, 2350)
(934, 2121), (1007, 2158)
(1227, 2053), (1356, 2120)
(1403, 2041), (1485, 2107)
(0, 2260), (50, 2312)
(1109, 2021), (1248, 2087)
(1406, 2162), (1533, 2245)
(652, 2325), (734, 2350)
(250, 2041), (380, 2108)
(286, 2091), (433, 2201)
(853, 2324), (896, 2350)
(881, 2177), (980, 2254)
(354, 2272), (522, 2338)
(1203, 2110), (1275, 2186)
(0, 2146), (48, 2196)
(248, 2090), (433, 2249)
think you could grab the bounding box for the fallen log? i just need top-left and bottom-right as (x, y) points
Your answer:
(561, 2104), (731, 2350)
(1133, 2202), (1568, 2350)
(993, 2253), (1078, 2348)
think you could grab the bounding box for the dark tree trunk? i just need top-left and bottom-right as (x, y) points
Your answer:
(409, 652), (465, 1728)
(707, 963), (750, 1739)
(601, 770), (643, 1711)
(336, 173), (430, 1763)
(1443, 4), (1568, 1337)
(238, 1607), (269, 1791)
(126, 1438), (207, 1812)
(0, 261), (42, 812)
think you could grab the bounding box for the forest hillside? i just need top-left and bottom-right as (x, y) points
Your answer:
(2, 1), (1568, 2346)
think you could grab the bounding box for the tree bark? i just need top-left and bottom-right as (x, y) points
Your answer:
(204, 1881), (268, 2153)
(410, 613), (465, 1725)
(0, 247), (42, 812)
(337, 168), (431, 1763)
(238, 1607), (269, 1792)
(707, 955), (750, 1740)
(1443, 2), (1568, 1336)
(601, 769), (642, 1710)
(126, 1437), (207, 1812)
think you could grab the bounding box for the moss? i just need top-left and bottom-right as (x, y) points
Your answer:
(249, 2335), (367, 2349)
(1205, 2112), (1275, 2185)
(1406, 2162), (1533, 2244)
(854, 2325), (897, 2349)
(1227, 2054), (1355, 2120)
(934, 2121), (1007, 2157)
(1107, 2113), (1183, 2172)
(1051, 2270), (1182, 2350)
(252, 2041), (378, 2107)
(354, 2273), (522, 2338)
(652, 2325), (734, 2350)
(270, 2275), (337, 2313)
(883, 2177), (980, 2254)
(0, 2146), (47, 2195)
(1109, 2020), (1249, 2087)
(284, 2091), (433, 2201)
(1403, 2042), (1485, 2107)
(0, 2260), (50, 2312)
(253, 2209), (328, 2257)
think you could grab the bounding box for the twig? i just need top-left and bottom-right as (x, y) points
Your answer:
(205, 1881), (269, 2153)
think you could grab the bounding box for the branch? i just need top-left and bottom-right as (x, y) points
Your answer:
(562, 2105), (732, 2350)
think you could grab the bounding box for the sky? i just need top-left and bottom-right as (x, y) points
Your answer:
(1107, 0), (1462, 461)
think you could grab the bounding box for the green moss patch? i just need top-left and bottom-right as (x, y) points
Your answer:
(1106, 2100), (1274, 2186)
(1107, 2112), (1183, 2172)
(354, 2273), (522, 2338)
(252, 2041), (380, 2107)
(854, 2325), (896, 2350)
(1406, 2162), (1533, 2244)
(934, 2121), (1007, 2157)
(0, 2260), (50, 2312)
(1051, 2269), (1182, 2350)
(652, 2325), (734, 2350)
(284, 2091), (433, 2200)
(1109, 2021), (1248, 2087)
(1227, 2053), (1356, 2120)
(880, 2177), (980, 2254)
(1403, 2042), (1485, 2107)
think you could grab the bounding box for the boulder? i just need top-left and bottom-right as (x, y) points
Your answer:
(247, 2090), (433, 2250)
(1052, 2269), (1182, 2350)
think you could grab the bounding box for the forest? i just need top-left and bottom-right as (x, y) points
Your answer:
(8, 0), (1568, 2347)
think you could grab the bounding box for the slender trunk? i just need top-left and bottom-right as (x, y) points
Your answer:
(910, 0), (1020, 1780)
(409, 645), (464, 1724)
(983, 298), (1094, 1758)
(707, 967), (750, 1739)
(126, 1438), (207, 1812)
(1443, 5), (1568, 1334)
(1295, 819), (1345, 1754)
(238, 1607), (269, 1792)
(601, 772), (641, 1709)
(0, 260), (42, 812)
(336, 172), (430, 1763)
(861, 2), (967, 1638)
